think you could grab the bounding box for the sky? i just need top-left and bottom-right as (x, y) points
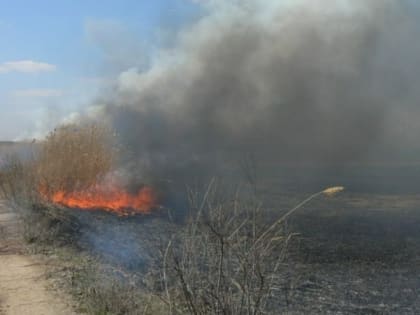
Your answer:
(0, 0), (201, 140)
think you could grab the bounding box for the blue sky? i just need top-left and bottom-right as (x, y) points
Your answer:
(0, 0), (201, 140)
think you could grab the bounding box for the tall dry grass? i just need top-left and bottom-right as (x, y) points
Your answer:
(0, 123), (116, 202)
(36, 124), (116, 197)
(0, 154), (37, 205)
(0, 123), (116, 244)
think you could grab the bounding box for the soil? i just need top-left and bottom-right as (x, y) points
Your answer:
(0, 200), (76, 315)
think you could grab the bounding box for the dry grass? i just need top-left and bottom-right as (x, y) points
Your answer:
(0, 123), (116, 245)
(0, 154), (37, 205)
(0, 124), (347, 314)
(36, 123), (116, 197)
(0, 123), (116, 201)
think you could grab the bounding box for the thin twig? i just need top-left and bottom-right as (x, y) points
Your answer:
(253, 191), (323, 247)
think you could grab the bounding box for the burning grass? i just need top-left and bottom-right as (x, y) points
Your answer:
(1, 123), (369, 314)
(43, 183), (157, 216)
(0, 123), (160, 248)
(36, 124), (159, 216)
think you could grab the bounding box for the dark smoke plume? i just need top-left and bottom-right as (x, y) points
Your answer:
(88, 0), (420, 184)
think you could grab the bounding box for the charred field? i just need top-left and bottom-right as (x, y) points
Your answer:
(278, 194), (420, 314)
(2, 135), (420, 314)
(19, 165), (420, 314)
(254, 165), (420, 313)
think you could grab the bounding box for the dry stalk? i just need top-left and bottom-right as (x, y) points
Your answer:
(158, 183), (344, 315)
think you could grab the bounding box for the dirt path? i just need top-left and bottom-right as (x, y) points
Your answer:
(0, 201), (76, 315)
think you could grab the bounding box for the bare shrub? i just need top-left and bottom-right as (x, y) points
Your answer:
(153, 181), (344, 314)
(158, 182), (287, 314)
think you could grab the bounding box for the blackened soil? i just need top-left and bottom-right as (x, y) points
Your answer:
(273, 193), (420, 314)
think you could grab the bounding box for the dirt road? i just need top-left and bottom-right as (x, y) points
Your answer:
(0, 201), (76, 315)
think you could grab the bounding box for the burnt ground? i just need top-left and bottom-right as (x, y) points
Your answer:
(6, 164), (420, 314)
(67, 192), (420, 314)
(271, 193), (420, 314)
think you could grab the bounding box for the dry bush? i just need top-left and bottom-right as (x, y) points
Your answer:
(150, 181), (288, 315)
(151, 181), (343, 315)
(0, 123), (116, 202)
(74, 270), (167, 315)
(0, 153), (81, 245)
(0, 123), (116, 245)
(0, 154), (38, 206)
(36, 123), (116, 197)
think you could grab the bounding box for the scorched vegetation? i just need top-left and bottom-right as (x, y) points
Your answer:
(0, 123), (345, 314)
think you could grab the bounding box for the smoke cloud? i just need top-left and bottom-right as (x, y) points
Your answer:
(88, 0), (420, 184)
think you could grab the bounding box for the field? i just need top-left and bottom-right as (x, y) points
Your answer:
(2, 137), (420, 314)
(34, 168), (420, 314)
(257, 165), (420, 313)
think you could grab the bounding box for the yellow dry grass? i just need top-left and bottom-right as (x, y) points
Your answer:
(322, 186), (345, 196)
(35, 123), (116, 197)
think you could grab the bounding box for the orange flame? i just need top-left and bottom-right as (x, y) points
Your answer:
(44, 185), (157, 216)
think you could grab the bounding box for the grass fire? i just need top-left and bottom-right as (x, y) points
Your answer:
(1, 1), (420, 314)
(31, 125), (159, 216)
(41, 184), (157, 215)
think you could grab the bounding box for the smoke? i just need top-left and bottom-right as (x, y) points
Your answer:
(88, 0), (420, 184)
(40, 0), (420, 267)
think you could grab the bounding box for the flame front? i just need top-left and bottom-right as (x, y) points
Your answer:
(45, 185), (157, 215)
